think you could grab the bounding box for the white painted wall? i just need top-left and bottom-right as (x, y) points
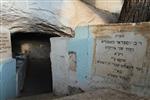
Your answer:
(95, 0), (124, 13)
(50, 37), (70, 95)
(82, 0), (124, 13)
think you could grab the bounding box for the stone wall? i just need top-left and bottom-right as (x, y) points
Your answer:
(51, 22), (150, 97)
(1, 0), (118, 37)
(20, 40), (50, 59)
(82, 0), (124, 13)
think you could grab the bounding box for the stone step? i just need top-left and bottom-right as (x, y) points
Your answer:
(13, 93), (61, 100)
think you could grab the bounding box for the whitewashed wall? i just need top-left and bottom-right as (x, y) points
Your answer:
(82, 0), (124, 13)
(50, 37), (70, 95)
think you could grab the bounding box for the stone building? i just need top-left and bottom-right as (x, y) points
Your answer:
(0, 0), (150, 100)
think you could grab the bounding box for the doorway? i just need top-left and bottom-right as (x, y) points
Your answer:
(11, 32), (58, 97)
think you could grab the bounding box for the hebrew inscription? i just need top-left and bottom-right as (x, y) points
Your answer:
(94, 32), (147, 88)
(0, 27), (12, 61)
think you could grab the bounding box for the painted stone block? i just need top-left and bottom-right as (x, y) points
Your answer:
(0, 26), (12, 61)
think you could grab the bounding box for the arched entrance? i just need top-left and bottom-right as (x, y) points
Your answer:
(11, 32), (59, 97)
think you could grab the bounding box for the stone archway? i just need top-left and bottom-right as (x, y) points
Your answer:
(11, 32), (59, 97)
(0, 1), (74, 98)
(1, 2), (73, 96)
(1, 0), (74, 37)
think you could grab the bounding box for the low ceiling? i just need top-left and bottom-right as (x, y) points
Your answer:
(1, 0), (121, 37)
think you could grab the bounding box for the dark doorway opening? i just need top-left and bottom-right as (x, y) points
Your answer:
(11, 32), (59, 97)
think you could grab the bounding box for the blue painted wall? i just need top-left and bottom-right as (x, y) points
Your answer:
(0, 59), (16, 100)
(68, 26), (94, 88)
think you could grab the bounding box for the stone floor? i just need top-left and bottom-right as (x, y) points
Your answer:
(54, 88), (150, 100)
(20, 59), (52, 97)
(14, 93), (60, 100)
(13, 88), (149, 100)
